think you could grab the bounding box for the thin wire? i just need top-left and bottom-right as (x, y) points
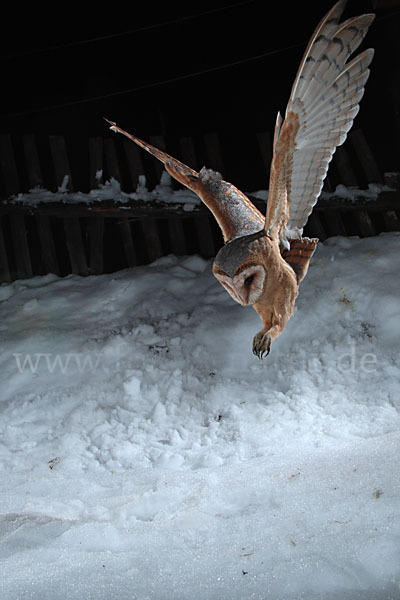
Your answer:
(1, 42), (304, 119)
(0, 0), (256, 61)
(2, 8), (399, 120)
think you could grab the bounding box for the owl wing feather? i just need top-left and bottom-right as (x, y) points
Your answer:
(105, 121), (264, 242)
(264, 0), (375, 243)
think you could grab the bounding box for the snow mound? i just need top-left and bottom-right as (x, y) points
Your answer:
(0, 233), (399, 599)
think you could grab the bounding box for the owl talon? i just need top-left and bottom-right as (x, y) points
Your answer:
(252, 332), (272, 359)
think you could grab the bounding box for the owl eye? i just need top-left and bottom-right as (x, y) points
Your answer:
(244, 274), (255, 286)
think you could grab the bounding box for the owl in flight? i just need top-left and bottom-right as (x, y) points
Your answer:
(107, 1), (374, 358)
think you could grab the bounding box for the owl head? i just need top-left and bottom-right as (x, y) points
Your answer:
(212, 230), (269, 306)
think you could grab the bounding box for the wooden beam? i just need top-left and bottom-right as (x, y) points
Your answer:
(118, 221), (137, 267)
(89, 137), (103, 189)
(0, 218), (11, 283)
(0, 134), (20, 198)
(10, 214), (33, 278)
(204, 133), (225, 174)
(141, 218), (163, 263)
(256, 131), (272, 180)
(353, 210), (376, 237)
(23, 134), (43, 189)
(195, 214), (215, 257)
(63, 218), (89, 275)
(168, 215), (187, 255)
(333, 145), (358, 186)
(104, 138), (122, 183)
(179, 137), (198, 171)
(350, 130), (383, 184)
(88, 217), (104, 274)
(149, 135), (166, 182)
(36, 214), (60, 276)
(123, 139), (145, 189)
(49, 135), (73, 190)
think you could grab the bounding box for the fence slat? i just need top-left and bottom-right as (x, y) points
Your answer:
(325, 211), (347, 236)
(256, 131), (272, 180)
(0, 218), (11, 282)
(36, 215), (60, 276)
(350, 130), (383, 184)
(10, 214), (32, 278)
(306, 212), (327, 241)
(0, 134), (20, 198)
(63, 218), (89, 275)
(179, 137), (199, 171)
(23, 134), (43, 189)
(168, 215), (187, 255)
(89, 137), (103, 189)
(124, 140), (145, 189)
(149, 136), (166, 182)
(353, 210), (376, 236)
(119, 221), (137, 268)
(88, 218), (104, 274)
(195, 214), (215, 257)
(49, 135), (73, 191)
(384, 209), (400, 231)
(104, 138), (122, 183)
(204, 133), (225, 174)
(334, 145), (358, 186)
(141, 218), (163, 263)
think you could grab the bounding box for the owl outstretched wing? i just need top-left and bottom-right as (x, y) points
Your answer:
(264, 0), (375, 243)
(106, 120), (264, 242)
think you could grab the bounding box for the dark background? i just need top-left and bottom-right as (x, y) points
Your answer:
(1, 0), (399, 192)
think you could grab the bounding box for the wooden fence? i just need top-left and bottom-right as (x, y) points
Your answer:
(0, 129), (399, 283)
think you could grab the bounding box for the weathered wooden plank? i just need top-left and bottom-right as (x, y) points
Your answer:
(195, 214), (215, 257)
(0, 134), (20, 198)
(179, 136), (199, 171)
(36, 214), (60, 276)
(334, 145), (358, 186)
(119, 221), (137, 268)
(123, 139), (145, 189)
(49, 135), (73, 191)
(204, 133), (225, 174)
(350, 129), (383, 184)
(63, 217), (89, 275)
(0, 218), (11, 282)
(353, 210), (376, 237)
(104, 138), (122, 183)
(383, 209), (400, 232)
(325, 210), (347, 236)
(23, 134), (43, 189)
(89, 137), (103, 189)
(256, 131), (272, 179)
(141, 217), (163, 263)
(87, 217), (104, 274)
(306, 212), (327, 241)
(10, 213), (33, 278)
(168, 215), (187, 255)
(149, 135), (166, 182)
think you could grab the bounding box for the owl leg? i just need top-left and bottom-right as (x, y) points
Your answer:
(252, 331), (272, 359)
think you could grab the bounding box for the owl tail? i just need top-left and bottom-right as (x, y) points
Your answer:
(281, 237), (318, 283)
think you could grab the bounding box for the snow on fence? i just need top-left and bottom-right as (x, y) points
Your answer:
(0, 129), (399, 283)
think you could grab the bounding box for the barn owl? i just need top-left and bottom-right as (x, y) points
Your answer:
(107, 0), (374, 358)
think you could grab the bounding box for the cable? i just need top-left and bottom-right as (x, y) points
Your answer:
(2, 8), (399, 120)
(0, 42), (304, 119)
(0, 0), (256, 61)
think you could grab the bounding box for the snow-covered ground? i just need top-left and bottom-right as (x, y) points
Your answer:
(1, 231), (400, 599)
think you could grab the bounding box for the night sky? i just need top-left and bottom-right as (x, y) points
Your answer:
(1, 0), (399, 190)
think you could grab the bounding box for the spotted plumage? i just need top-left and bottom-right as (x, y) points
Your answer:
(107, 1), (374, 358)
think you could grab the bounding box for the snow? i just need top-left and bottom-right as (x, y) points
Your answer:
(8, 172), (394, 208)
(1, 232), (400, 599)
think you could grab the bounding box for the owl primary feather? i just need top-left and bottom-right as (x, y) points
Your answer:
(107, 0), (374, 358)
